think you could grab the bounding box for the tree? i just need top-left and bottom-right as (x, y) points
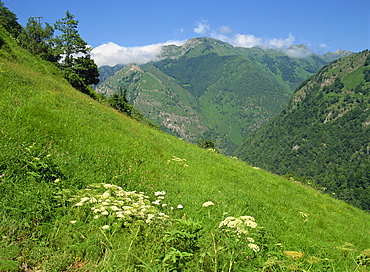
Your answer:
(17, 18), (57, 62)
(108, 88), (144, 120)
(53, 11), (90, 67)
(0, 1), (22, 37)
(52, 11), (99, 97)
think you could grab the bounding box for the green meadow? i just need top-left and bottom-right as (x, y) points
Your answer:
(1, 27), (370, 271)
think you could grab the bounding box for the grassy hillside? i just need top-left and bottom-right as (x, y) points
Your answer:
(237, 51), (370, 211)
(1, 27), (370, 271)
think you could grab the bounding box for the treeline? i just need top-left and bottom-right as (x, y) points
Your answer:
(0, 2), (147, 123)
(0, 3), (99, 98)
(237, 50), (370, 211)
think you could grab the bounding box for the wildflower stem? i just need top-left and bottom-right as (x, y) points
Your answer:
(228, 250), (234, 272)
(100, 228), (113, 249)
(211, 231), (218, 271)
(126, 225), (141, 263)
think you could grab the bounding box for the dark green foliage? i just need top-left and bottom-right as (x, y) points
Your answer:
(108, 88), (144, 121)
(196, 139), (216, 149)
(52, 11), (100, 98)
(237, 51), (370, 210)
(53, 11), (90, 67)
(0, 1), (22, 37)
(17, 18), (57, 62)
(364, 67), (370, 82)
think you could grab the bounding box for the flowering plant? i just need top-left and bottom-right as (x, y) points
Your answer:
(219, 215), (260, 253)
(68, 183), (170, 229)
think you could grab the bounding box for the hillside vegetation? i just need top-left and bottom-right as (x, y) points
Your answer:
(1, 27), (370, 271)
(238, 50), (370, 211)
(97, 38), (338, 155)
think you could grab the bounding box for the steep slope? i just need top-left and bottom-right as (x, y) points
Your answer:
(97, 38), (329, 154)
(237, 50), (370, 210)
(1, 26), (370, 271)
(96, 62), (209, 138)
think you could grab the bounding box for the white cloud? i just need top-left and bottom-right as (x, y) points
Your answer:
(194, 19), (210, 34)
(265, 33), (295, 48)
(230, 34), (263, 48)
(91, 40), (185, 66)
(92, 20), (317, 66)
(217, 26), (233, 35)
(319, 43), (328, 48)
(211, 29), (312, 57)
(283, 45), (313, 58)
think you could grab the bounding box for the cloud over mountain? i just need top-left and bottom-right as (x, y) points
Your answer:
(91, 40), (184, 66)
(193, 19), (210, 34)
(91, 19), (314, 66)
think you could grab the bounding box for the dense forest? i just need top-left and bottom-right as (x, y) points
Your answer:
(237, 50), (370, 210)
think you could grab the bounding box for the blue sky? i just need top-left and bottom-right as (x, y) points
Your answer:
(3, 0), (370, 66)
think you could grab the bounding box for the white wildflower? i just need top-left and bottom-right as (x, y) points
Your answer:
(116, 213), (125, 218)
(70, 220), (77, 224)
(202, 201), (215, 207)
(177, 204), (183, 209)
(89, 197), (98, 203)
(240, 216), (255, 221)
(101, 211), (109, 215)
(102, 191), (110, 198)
(247, 237), (255, 243)
(102, 225), (110, 230)
(248, 243), (260, 252)
(109, 206), (121, 211)
(154, 191), (166, 196)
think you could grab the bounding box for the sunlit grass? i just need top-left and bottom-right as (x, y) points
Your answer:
(1, 27), (370, 271)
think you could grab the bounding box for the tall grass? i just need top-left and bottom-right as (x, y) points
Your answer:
(0, 27), (370, 271)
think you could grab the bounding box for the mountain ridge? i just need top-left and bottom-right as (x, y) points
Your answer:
(96, 37), (344, 154)
(237, 50), (370, 210)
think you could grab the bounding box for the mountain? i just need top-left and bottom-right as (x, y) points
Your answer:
(321, 48), (354, 63)
(237, 50), (370, 210)
(96, 63), (125, 85)
(2, 25), (370, 271)
(96, 37), (332, 154)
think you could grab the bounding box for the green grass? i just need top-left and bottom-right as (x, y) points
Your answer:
(1, 27), (370, 271)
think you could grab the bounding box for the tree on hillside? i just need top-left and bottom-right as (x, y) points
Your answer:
(53, 11), (99, 97)
(0, 1), (22, 37)
(108, 88), (144, 121)
(17, 18), (57, 62)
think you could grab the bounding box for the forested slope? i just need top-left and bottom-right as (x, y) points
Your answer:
(238, 50), (370, 210)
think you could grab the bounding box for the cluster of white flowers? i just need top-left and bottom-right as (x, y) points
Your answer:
(219, 216), (257, 231)
(166, 156), (189, 167)
(202, 201), (215, 207)
(299, 211), (309, 222)
(70, 183), (170, 228)
(151, 191), (184, 210)
(219, 215), (260, 252)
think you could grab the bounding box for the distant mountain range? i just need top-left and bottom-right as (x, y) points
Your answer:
(237, 50), (370, 210)
(95, 37), (353, 154)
